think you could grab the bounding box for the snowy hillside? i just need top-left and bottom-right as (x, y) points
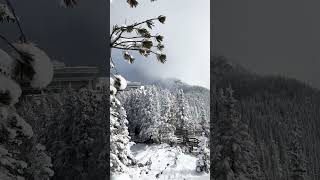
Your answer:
(112, 143), (210, 180)
(118, 85), (209, 143)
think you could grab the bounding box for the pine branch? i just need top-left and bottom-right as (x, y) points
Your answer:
(130, 18), (158, 28)
(120, 35), (158, 39)
(5, 0), (27, 42)
(110, 16), (165, 46)
(112, 46), (161, 57)
(114, 40), (144, 45)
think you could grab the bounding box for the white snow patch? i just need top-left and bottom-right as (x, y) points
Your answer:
(110, 77), (115, 86)
(114, 75), (127, 90)
(111, 174), (131, 180)
(110, 85), (117, 95)
(113, 143), (209, 180)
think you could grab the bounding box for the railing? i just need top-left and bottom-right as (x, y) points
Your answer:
(174, 129), (201, 150)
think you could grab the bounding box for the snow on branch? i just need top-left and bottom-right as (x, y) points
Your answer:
(13, 43), (53, 88)
(110, 16), (167, 64)
(114, 75), (127, 90)
(0, 3), (15, 23)
(127, 0), (157, 8)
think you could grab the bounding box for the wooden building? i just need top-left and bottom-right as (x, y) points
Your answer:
(22, 61), (142, 94)
(47, 66), (100, 92)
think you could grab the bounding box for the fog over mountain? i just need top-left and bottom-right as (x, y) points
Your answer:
(111, 0), (210, 89)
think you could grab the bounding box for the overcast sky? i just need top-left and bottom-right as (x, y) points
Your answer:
(111, 0), (210, 88)
(0, 0), (108, 72)
(214, 0), (320, 89)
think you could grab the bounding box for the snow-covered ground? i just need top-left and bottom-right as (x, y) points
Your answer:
(112, 143), (210, 180)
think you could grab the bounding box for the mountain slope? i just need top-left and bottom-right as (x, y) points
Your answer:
(211, 56), (320, 180)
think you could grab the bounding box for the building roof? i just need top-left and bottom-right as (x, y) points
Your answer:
(51, 65), (99, 82)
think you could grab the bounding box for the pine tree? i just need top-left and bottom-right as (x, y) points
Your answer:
(138, 86), (161, 142)
(119, 86), (177, 143)
(119, 87), (145, 137)
(200, 104), (209, 137)
(38, 89), (109, 180)
(196, 133), (210, 173)
(212, 87), (264, 180)
(110, 77), (135, 173)
(0, 1), (53, 179)
(270, 138), (284, 179)
(0, 105), (54, 180)
(288, 119), (307, 180)
(158, 88), (176, 143)
(176, 89), (193, 133)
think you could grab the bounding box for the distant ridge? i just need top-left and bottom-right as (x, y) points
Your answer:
(211, 56), (320, 180)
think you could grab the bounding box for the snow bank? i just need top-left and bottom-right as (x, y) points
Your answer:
(111, 174), (131, 180)
(113, 143), (209, 180)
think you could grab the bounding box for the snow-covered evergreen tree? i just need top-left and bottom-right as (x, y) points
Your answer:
(137, 86), (162, 142)
(25, 142), (54, 180)
(119, 84), (211, 145)
(118, 87), (144, 136)
(110, 76), (135, 173)
(196, 133), (210, 173)
(0, 81), (53, 180)
(288, 119), (307, 180)
(175, 89), (194, 136)
(0, 2), (54, 179)
(200, 105), (209, 137)
(157, 88), (176, 143)
(19, 88), (111, 180)
(270, 138), (284, 179)
(34, 88), (108, 180)
(119, 86), (177, 143)
(212, 87), (264, 180)
(13, 43), (53, 88)
(119, 86), (175, 143)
